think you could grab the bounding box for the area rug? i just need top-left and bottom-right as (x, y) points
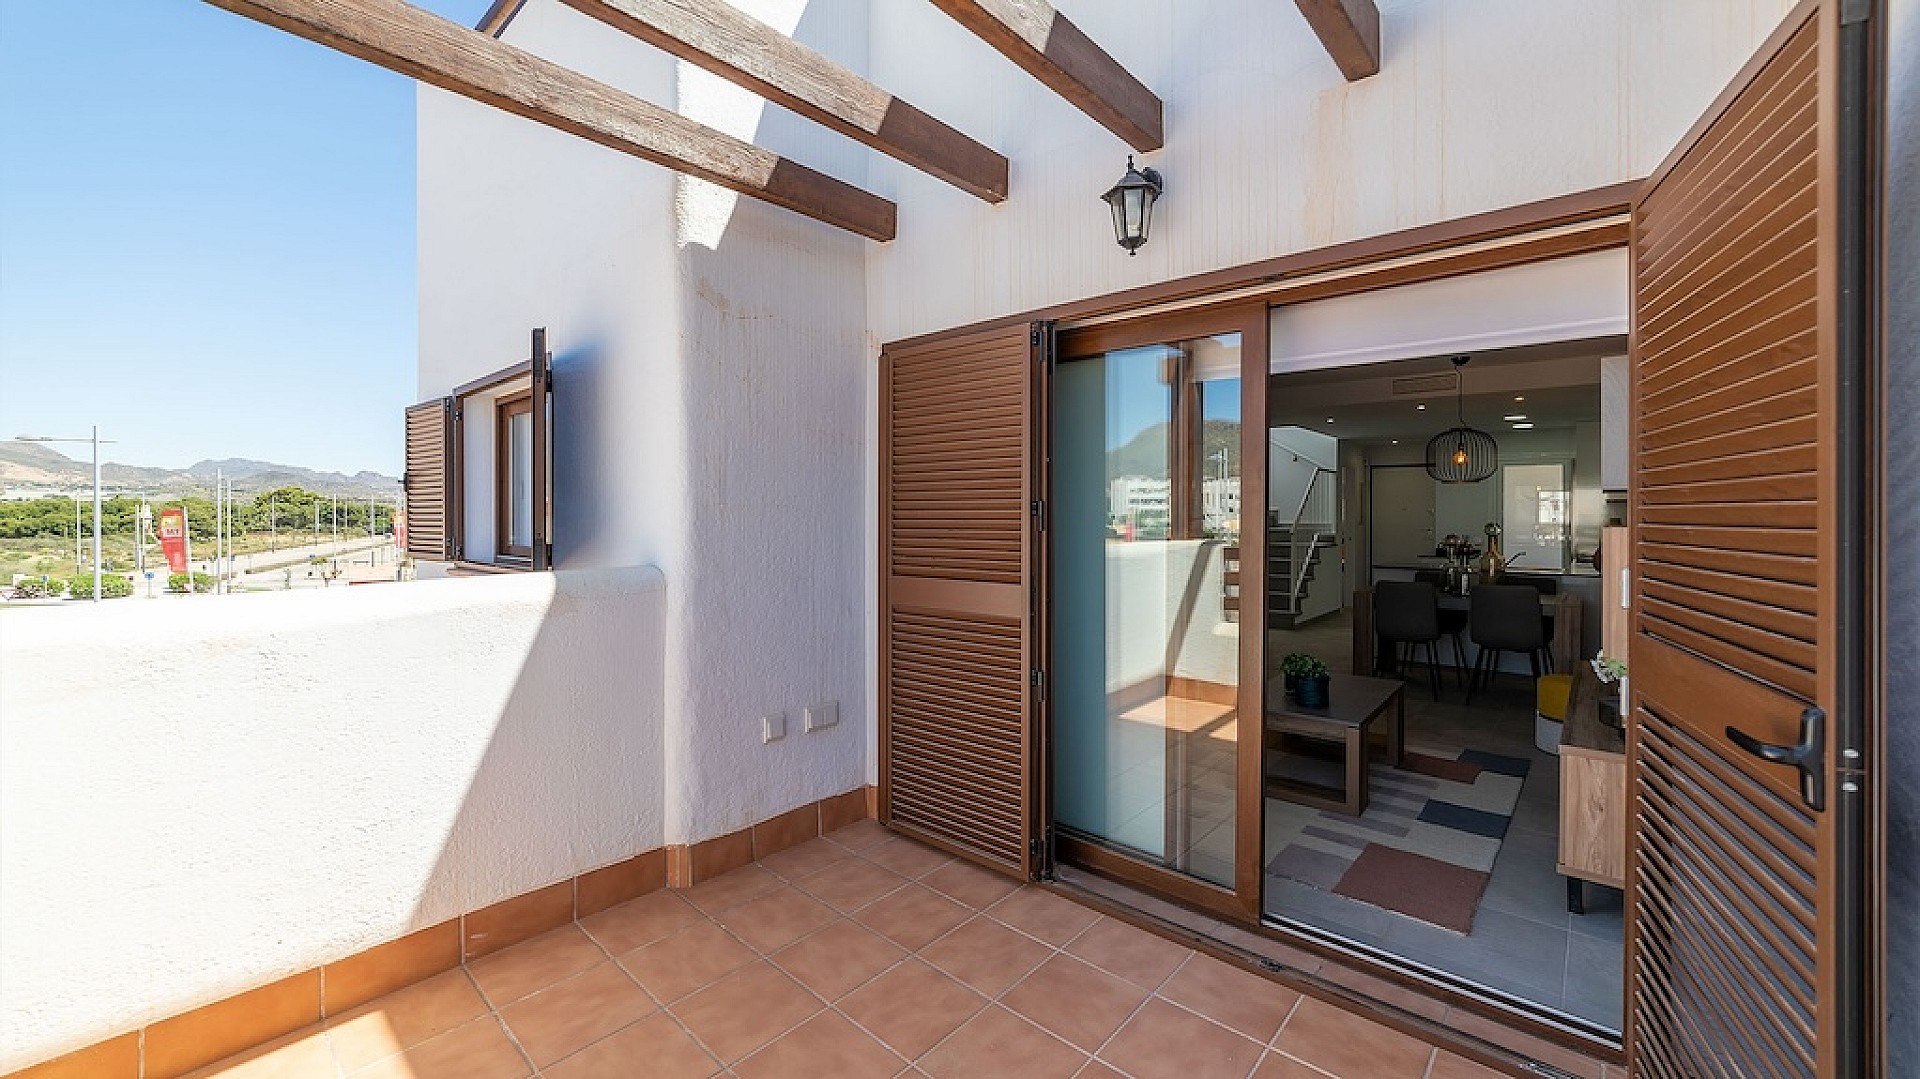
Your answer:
(1264, 745), (1531, 934)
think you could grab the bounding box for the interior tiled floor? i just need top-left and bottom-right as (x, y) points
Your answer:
(187, 820), (1505, 1079)
(1264, 615), (1625, 1031)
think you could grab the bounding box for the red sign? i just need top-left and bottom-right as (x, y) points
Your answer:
(158, 508), (189, 574)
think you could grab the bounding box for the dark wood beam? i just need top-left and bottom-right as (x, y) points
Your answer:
(203, 0), (897, 240)
(1294, 0), (1380, 81)
(928, 0), (1162, 152)
(475, 0), (523, 37)
(560, 0), (1006, 202)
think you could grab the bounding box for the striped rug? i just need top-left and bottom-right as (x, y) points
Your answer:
(1264, 746), (1531, 934)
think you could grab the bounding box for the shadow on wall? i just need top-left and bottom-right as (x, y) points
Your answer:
(406, 566), (668, 929)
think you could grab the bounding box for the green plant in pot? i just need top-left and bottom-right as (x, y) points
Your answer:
(1280, 653), (1325, 703)
(1291, 655), (1333, 708)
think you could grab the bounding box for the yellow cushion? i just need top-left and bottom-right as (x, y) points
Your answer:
(1537, 673), (1575, 722)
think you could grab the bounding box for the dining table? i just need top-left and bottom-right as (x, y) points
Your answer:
(1350, 585), (1583, 677)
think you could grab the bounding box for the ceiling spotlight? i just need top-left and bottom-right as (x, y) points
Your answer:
(1326, 418), (1335, 424)
(1504, 414), (1528, 421)
(1512, 422), (1535, 430)
(1416, 403), (1428, 411)
(1391, 439), (1400, 444)
(1514, 395), (1526, 402)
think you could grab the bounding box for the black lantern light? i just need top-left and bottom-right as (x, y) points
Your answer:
(1425, 355), (1499, 484)
(1102, 156), (1163, 255)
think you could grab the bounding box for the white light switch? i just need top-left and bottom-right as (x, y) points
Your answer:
(762, 712), (786, 743)
(804, 701), (839, 732)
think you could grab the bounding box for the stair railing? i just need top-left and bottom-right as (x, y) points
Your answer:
(1289, 467), (1337, 611)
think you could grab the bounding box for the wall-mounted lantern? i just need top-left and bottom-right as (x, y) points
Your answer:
(1102, 156), (1163, 255)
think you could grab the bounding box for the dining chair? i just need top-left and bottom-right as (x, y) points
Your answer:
(1466, 584), (1551, 704)
(1414, 569), (1471, 684)
(1374, 581), (1446, 701)
(1504, 574), (1560, 671)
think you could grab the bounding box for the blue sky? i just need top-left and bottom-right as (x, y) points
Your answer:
(0, 0), (490, 477)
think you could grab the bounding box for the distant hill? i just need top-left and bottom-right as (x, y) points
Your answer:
(1107, 420), (1242, 479)
(0, 442), (399, 499)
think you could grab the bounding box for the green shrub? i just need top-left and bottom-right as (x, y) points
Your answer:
(167, 572), (218, 593)
(10, 577), (61, 599)
(68, 573), (133, 599)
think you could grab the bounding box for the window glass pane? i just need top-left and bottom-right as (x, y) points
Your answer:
(1054, 334), (1241, 888)
(1501, 462), (1568, 571)
(508, 408), (533, 548)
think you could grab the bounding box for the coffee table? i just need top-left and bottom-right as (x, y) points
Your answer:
(1263, 673), (1406, 815)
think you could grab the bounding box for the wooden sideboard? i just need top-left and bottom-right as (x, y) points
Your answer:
(1558, 666), (1626, 913)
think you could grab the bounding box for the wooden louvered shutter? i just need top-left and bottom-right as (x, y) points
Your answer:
(403, 397), (456, 561)
(1627, 2), (1875, 1076)
(880, 322), (1047, 878)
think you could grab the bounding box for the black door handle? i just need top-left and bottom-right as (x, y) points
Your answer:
(1726, 706), (1825, 812)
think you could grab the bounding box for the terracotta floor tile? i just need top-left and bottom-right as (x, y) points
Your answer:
(541, 1013), (720, 1079)
(326, 969), (489, 1072)
(616, 919), (757, 1004)
(1157, 954), (1301, 1044)
(860, 836), (953, 879)
(917, 915), (1053, 996)
(770, 919), (907, 1001)
(669, 961), (823, 1064)
(985, 887), (1101, 946)
(497, 962), (653, 1068)
(758, 837), (853, 882)
(999, 954), (1150, 1053)
(714, 884), (839, 954)
(1250, 1052), (1336, 1078)
(465, 925), (605, 1008)
(350, 1016), (530, 1079)
(919, 860), (1020, 910)
(795, 857), (909, 913)
(579, 889), (705, 954)
(1076, 1061), (1131, 1079)
(1271, 998), (1433, 1079)
(918, 1005), (1087, 1079)
(1065, 917), (1191, 991)
(181, 1025), (337, 1079)
(838, 959), (985, 1061)
(680, 864), (785, 916)
(1427, 1050), (1511, 1079)
(854, 884), (972, 950)
(1099, 999), (1264, 1079)
(733, 1009), (905, 1079)
(824, 819), (894, 852)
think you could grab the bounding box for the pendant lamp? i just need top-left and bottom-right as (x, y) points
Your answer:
(1425, 355), (1498, 484)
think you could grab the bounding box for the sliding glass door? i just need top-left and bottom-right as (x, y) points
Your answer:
(1049, 307), (1267, 917)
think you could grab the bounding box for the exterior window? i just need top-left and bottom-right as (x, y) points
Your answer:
(1500, 461), (1569, 572)
(497, 392), (534, 559)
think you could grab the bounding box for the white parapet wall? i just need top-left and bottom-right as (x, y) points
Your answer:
(0, 567), (666, 1071)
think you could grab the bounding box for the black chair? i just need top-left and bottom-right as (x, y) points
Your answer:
(1466, 584), (1551, 704)
(1414, 569), (1471, 684)
(1374, 581), (1446, 701)
(1505, 574), (1560, 671)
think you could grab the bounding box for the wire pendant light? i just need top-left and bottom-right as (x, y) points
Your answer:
(1426, 355), (1498, 483)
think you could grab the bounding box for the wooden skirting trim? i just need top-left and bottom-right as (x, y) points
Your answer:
(7, 784), (878, 1079)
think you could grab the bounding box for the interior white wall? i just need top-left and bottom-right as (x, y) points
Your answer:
(0, 569), (666, 1072)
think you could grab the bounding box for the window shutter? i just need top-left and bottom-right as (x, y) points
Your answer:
(403, 397), (455, 561)
(879, 321), (1048, 878)
(531, 328), (552, 570)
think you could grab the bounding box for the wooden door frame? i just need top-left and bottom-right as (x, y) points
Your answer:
(1048, 299), (1270, 924)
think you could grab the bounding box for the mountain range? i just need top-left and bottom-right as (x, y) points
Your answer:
(0, 441), (400, 499)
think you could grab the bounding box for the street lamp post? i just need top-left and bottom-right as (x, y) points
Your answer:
(20, 429), (113, 602)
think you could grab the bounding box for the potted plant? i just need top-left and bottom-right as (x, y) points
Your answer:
(1292, 655), (1333, 708)
(1282, 653), (1331, 706)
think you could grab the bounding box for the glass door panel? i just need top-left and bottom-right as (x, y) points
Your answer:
(1053, 333), (1243, 888)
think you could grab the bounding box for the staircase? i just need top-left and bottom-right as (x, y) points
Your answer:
(1267, 524), (1338, 629)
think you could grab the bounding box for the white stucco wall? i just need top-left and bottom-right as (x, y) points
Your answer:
(0, 568), (666, 1071)
(863, 0), (1798, 343)
(418, 0), (873, 845)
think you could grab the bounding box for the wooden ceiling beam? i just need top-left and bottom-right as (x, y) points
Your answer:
(928, 0), (1162, 152)
(202, 0), (897, 240)
(1294, 0), (1381, 81)
(561, 0), (1007, 202)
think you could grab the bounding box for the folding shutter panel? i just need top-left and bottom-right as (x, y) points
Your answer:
(880, 322), (1046, 878)
(1627, 2), (1873, 1075)
(531, 328), (552, 571)
(403, 397), (454, 561)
